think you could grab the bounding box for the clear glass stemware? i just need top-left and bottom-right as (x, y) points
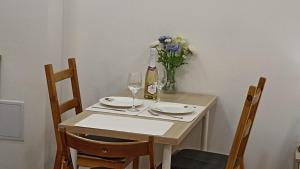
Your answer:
(128, 72), (142, 112)
(156, 66), (167, 103)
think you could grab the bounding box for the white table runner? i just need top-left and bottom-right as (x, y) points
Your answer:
(75, 114), (173, 136)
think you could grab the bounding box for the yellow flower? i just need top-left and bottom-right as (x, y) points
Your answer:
(174, 35), (187, 47)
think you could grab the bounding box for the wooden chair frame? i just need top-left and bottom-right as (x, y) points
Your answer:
(159, 77), (266, 169)
(45, 58), (83, 169)
(59, 128), (155, 169)
(45, 58), (154, 169)
(225, 77), (266, 169)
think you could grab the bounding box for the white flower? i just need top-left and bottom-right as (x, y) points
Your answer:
(165, 38), (172, 43)
(150, 40), (160, 48)
(188, 45), (197, 56)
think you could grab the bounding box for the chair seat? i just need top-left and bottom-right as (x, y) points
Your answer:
(171, 149), (228, 169)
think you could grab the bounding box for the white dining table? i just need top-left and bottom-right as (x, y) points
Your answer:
(59, 90), (217, 169)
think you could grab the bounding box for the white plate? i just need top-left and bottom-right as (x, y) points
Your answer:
(99, 96), (143, 108)
(151, 102), (195, 114)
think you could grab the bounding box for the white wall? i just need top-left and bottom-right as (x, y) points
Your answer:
(1, 0), (299, 168)
(44, 0), (64, 168)
(0, 0), (63, 168)
(63, 0), (300, 169)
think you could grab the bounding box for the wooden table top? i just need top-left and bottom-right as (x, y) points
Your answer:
(59, 90), (217, 145)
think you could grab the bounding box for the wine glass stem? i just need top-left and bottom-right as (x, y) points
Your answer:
(132, 92), (136, 109)
(157, 88), (161, 103)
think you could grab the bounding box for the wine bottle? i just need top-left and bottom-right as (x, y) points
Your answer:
(144, 48), (158, 100)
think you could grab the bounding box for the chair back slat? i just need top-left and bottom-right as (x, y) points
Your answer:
(61, 131), (154, 158)
(226, 77), (266, 169)
(54, 69), (73, 82)
(59, 98), (79, 114)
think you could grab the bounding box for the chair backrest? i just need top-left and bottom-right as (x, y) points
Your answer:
(44, 58), (83, 149)
(225, 77), (266, 169)
(59, 129), (155, 169)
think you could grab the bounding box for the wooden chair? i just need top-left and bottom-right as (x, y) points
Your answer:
(45, 58), (128, 169)
(170, 77), (266, 169)
(59, 128), (155, 169)
(45, 58), (83, 169)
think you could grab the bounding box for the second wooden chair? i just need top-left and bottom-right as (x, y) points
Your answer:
(170, 77), (266, 169)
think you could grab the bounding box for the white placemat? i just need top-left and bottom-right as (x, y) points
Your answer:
(86, 99), (154, 116)
(138, 102), (207, 122)
(75, 114), (173, 136)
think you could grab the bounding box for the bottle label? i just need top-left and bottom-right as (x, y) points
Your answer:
(147, 84), (157, 95)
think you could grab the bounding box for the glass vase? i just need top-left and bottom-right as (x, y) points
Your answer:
(163, 68), (177, 93)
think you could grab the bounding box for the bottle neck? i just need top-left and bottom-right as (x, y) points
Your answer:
(149, 57), (156, 68)
(148, 48), (156, 68)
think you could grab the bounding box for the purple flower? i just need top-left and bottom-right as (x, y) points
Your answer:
(158, 35), (172, 43)
(166, 43), (180, 53)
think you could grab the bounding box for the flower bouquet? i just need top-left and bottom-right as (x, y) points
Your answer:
(151, 35), (194, 93)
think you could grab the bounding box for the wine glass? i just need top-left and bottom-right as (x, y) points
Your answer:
(128, 72), (142, 112)
(156, 67), (167, 102)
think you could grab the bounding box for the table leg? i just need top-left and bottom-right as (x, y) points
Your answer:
(297, 162), (300, 169)
(201, 111), (210, 151)
(162, 144), (172, 169)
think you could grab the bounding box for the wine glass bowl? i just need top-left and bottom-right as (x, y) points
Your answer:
(128, 84), (141, 94)
(156, 68), (167, 102)
(157, 70), (167, 90)
(128, 72), (142, 112)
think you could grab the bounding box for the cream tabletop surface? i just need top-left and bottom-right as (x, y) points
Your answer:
(59, 90), (217, 145)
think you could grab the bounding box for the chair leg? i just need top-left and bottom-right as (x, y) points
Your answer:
(133, 157), (139, 169)
(240, 158), (245, 169)
(62, 157), (74, 169)
(54, 151), (63, 169)
(62, 161), (68, 169)
(155, 163), (162, 169)
(63, 162), (73, 169)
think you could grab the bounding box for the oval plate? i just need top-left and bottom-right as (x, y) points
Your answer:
(151, 102), (194, 115)
(99, 96), (143, 108)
